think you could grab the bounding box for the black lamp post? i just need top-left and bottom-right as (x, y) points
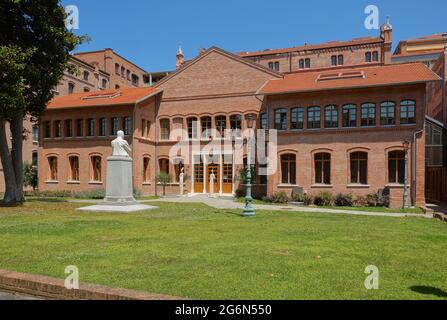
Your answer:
(243, 114), (255, 216)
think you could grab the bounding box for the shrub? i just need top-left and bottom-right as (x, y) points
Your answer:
(291, 190), (305, 202)
(23, 162), (38, 190)
(366, 193), (390, 207)
(353, 195), (368, 207)
(302, 193), (314, 206)
(156, 171), (172, 196)
(25, 190), (72, 198)
(72, 189), (105, 199)
(313, 192), (333, 206)
(267, 191), (289, 204)
(133, 189), (142, 199)
(334, 193), (353, 207)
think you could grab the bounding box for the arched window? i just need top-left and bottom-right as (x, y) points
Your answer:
(314, 153), (331, 185)
(324, 105), (338, 128)
(280, 154), (296, 184)
(69, 156), (79, 181)
(274, 108), (287, 130)
(307, 106), (321, 129)
(380, 102), (396, 126)
(260, 112), (268, 130)
(186, 117), (199, 140)
(48, 156), (58, 181)
(160, 119), (170, 140)
(159, 158), (170, 174)
(365, 52), (372, 62)
(361, 103), (376, 127)
(342, 104), (357, 128)
(400, 100), (416, 124)
(291, 107), (304, 130)
(350, 152), (368, 184)
(215, 115), (227, 137)
(143, 157), (150, 183)
(201, 116), (212, 139)
(91, 156), (102, 182)
(388, 151), (405, 184)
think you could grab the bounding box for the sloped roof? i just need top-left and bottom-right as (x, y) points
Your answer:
(258, 63), (441, 95)
(47, 87), (162, 110)
(238, 37), (383, 57)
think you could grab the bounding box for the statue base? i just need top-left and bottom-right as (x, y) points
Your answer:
(77, 155), (158, 213)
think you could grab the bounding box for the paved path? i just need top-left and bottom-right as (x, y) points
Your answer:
(0, 291), (40, 300)
(70, 196), (432, 218)
(139, 196), (433, 218)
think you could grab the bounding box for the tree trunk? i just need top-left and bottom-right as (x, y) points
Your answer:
(0, 119), (19, 204)
(10, 115), (24, 203)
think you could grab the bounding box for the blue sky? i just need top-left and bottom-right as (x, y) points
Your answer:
(63, 0), (447, 72)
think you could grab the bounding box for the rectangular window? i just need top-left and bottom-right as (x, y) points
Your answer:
(99, 118), (107, 136)
(123, 117), (132, 135)
(76, 119), (83, 137)
(274, 61), (280, 71)
(400, 100), (416, 124)
(324, 106), (338, 128)
(64, 120), (72, 137)
(291, 108), (304, 130)
(350, 152), (368, 184)
(201, 117), (212, 139)
(86, 118), (95, 137)
(260, 113), (268, 130)
(44, 121), (51, 138)
(388, 151), (405, 184)
(372, 51), (379, 62)
(54, 120), (61, 138)
(187, 118), (198, 139)
(215, 116), (227, 137)
(160, 119), (170, 140)
(230, 115), (242, 137)
(111, 117), (119, 136)
(32, 126), (39, 141)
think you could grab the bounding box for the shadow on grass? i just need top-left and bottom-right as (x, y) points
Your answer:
(25, 198), (69, 203)
(410, 286), (447, 298)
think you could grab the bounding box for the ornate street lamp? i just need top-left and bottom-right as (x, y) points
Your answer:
(403, 140), (410, 209)
(243, 114), (255, 216)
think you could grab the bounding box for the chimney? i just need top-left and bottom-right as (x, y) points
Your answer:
(176, 46), (184, 69)
(380, 16), (393, 64)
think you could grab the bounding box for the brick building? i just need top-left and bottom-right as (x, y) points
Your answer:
(38, 46), (440, 208)
(238, 22), (393, 73)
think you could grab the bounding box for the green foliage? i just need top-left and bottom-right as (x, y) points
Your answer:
(353, 195), (368, 207)
(156, 171), (172, 196)
(22, 161), (37, 190)
(334, 193), (353, 207)
(25, 190), (72, 198)
(267, 191), (289, 204)
(313, 192), (333, 206)
(72, 189), (105, 200)
(366, 193), (389, 207)
(302, 194), (314, 206)
(238, 166), (256, 184)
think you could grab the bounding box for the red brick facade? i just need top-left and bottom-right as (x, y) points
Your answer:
(38, 46), (439, 209)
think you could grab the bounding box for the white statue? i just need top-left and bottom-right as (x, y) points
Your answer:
(111, 130), (131, 157)
(179, 167), (184, 196)
(209, 170), (216, 197)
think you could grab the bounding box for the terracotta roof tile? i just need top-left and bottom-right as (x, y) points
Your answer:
(258, 63), (441, 95)
(47, 87), (161, 110)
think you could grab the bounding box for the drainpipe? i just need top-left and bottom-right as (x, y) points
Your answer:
(413, 127), (424, 207)
(154, 94), (159, 197)
(132, 103), (137, 193)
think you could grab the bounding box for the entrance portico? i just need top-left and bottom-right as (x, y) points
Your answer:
(191, 152), (234, 196)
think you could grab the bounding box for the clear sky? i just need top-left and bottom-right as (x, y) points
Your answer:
(63, 0), (447, 72)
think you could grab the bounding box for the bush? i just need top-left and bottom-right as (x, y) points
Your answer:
(133, 189), (142, 199)
(334, 193), (353, 207)
(353, 195), (368, 207)
(25, 190), (72, 198)
(72, 189), (105, 199)
(302, 194), (314, 206)
(313, 192), (333, 206)
(23, 162), (38, 190)
(291, 190), (305, 202)
(267, 191), (289, 204)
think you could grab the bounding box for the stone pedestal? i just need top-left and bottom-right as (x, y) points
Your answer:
(103, 156), (136, 205)
(76, 155), (158, 213)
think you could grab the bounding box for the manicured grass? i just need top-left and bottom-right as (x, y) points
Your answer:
(0, 201), (446, 300)
(319, 206), (425, 214)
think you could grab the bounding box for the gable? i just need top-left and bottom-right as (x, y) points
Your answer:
(157, 49), (281, 99)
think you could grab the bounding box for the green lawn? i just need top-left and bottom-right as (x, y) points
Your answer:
(0, 200), (446, 300)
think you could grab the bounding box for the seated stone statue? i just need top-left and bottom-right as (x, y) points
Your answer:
(111, 130), (131, 157)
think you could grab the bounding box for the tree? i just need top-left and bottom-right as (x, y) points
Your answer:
(0, 0), (84, 204)
(23, 161), (38, 190)
(156, 172), (172, 196)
